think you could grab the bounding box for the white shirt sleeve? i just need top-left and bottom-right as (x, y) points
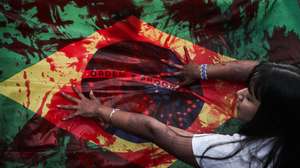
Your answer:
(192, 133), (248, 168)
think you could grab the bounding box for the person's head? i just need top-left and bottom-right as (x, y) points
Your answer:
(237, 62), (300, 138)
(231, 62), (300, 168)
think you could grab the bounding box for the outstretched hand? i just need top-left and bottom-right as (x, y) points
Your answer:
(57, 86), (102, 120)
(160, 47), (200, 86)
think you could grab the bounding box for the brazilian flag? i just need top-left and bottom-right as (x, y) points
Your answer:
(1, 1), (300, 167)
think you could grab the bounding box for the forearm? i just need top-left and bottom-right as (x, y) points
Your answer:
(98, 107), (164, 141)
(97, 107), (197, 166)
(198, 60), (258, 82)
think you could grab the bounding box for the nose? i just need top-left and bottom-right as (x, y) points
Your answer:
(236, 88), (247, 101)
(237, 93), (243, 101)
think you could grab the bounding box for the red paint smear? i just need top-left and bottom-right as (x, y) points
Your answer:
(24, 80), (31, 108)
(44, 85), (116, 146)
(23, 71), (31, 108)
(60, 39), (91, 72)
(49, 77), (55, 82)
(23, 71), (27, 79)
(37, 90), (51, 116)
(69, 79), (79, 86)
(94, 16), (155, 49)
(202, 80), (243, 115)
(46, 57), (56, 71)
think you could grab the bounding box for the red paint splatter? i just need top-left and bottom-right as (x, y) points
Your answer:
(37, 90), (51, 116)
(46, 57), (56, 71)
(49, 77), (55, 82)
(23, 71), (27, 79)
(45, 85), (116, 146)
(69, 79), (79, 86)
(25, 80), (31, 108)
(23, 71), (31, 107)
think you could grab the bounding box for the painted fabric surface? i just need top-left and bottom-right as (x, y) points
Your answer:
(1, 1), (300, 167)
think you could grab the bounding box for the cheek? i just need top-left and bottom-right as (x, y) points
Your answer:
(237, 102), (258, 122)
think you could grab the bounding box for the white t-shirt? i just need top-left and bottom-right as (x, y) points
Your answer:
(192, 133), (274, 168)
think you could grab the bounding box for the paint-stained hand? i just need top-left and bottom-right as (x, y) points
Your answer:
(57, 85), (102, 120)
(159, 47), (200, 86)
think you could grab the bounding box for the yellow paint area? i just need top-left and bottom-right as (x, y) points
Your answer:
(198, 103), (229, 128)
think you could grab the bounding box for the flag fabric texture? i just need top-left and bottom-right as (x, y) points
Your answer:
(1, 1), (300, 167)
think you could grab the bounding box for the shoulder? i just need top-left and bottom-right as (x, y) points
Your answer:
(192, 133), (274, 168)
(192, 133), (245, 157)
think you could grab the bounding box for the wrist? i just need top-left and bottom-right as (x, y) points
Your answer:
(97, 106), (113, 122)
(199, 64), (208, 80)
(194, 65), (202, 79)
(193, 64), (208, 80)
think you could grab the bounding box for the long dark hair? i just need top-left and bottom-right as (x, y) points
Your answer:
(239, 62), (300, 168)
(196, 62), (300, 168)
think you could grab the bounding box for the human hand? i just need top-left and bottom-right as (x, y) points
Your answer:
(160, 47), (200, 86)
(57, 86), (103, 120)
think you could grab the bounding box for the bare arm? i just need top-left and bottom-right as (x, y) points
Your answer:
(59, 87), (199, 167)
(205, 60), (259, 82)
(162, 59), (259, 84)
(99, 106), (198, 167)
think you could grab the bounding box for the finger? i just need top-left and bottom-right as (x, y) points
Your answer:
(160, 59), (184, 69)
(61, 92), (80, 103)
(62, 112), (81, 121)
(183, 47), (191, 63)
(57, 104), (78, 110)
(159, 71), (183, 77)
(89, 90), (97, 100)
(72, 86), (85, 99)
(178, 79), (193, 87)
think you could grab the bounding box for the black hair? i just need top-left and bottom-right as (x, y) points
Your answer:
(240, 62), (300, 168)
(197, 62), (300, 168)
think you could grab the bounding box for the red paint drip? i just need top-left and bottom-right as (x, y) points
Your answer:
(25, 80), (31, 108)
(46, 57), (56, 71)
(23, 71), (31, 107)
(23, 71), (27, 79)
(37, 91), (51, 116)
